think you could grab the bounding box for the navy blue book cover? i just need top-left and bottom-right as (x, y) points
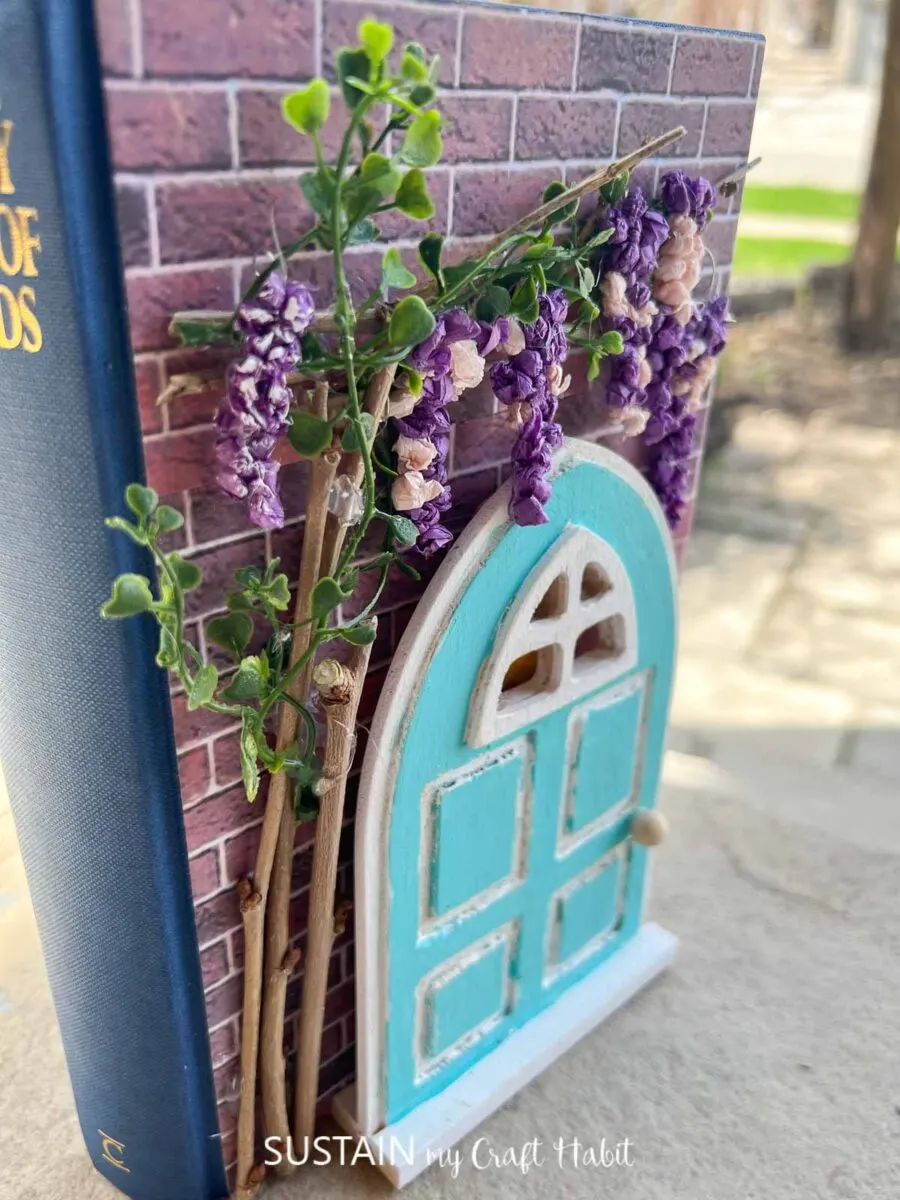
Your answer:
(0, 2), (227, 1196)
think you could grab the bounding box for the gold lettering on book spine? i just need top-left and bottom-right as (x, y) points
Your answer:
(0, 121), (44, 353)
(98, 1130), (130, 1173)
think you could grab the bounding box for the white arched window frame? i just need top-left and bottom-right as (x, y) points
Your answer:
(466, 525), (638, 748)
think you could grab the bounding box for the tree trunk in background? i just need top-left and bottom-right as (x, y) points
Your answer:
(844, 0), (900, 351)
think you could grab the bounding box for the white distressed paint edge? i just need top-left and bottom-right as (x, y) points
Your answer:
(334, 922), (678, 1188)
(354, 439), (679, 1135)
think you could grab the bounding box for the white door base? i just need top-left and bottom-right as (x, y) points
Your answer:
(332, 922), (678, 1188)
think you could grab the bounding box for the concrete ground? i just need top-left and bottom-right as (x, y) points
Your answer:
(2, 376), (900, 1198)
(750, 85), (876, 192)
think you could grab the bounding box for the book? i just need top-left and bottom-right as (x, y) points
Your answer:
(0, 2), (227, 1196)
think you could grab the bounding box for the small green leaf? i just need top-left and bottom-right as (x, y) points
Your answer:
(235, 566), (262, 589)
(395, 168), (434, 220)
(171, 314), (235, 348)
(156, 505), (185, 533)
(206, 612), (253, 659)
(125, 483), (158, 519)
(475, 285), (512, 323)
(599, 170), (630, 207)
(187, 664), (219, 711)
(417, 232), (444, 290)
(340, 567), (360, 594)
(576, 260), (595, 299)
(167, 553), (202, 592)
(395, 557), (421, 581)
(388, 294), (436, 348)
(288, 410), (334, 457)
(400, 45), (428, 80)
(222, 655), (268, 702)
(381, 247), (417, 293)
(156, 627), (179, 668)
(359, 152), (402, 197)
(378, 510), (418, 546)
(582, 226), (614, 253)
(510, 274), (539, 324)
(298, 167), (337, 218)
(225, 590), (256, 612)
(100, 573), (154, 618)
(311, 576), (350, 620)
(599, 330), (625, 355)
(344, 182), (385, 229)
(346, 217), (380, 245)
(282, 79), (331, 136)
(403, 366), (424, 396)
(408, 82), (436, 108)
(240, 712), (261, 803)
(263, 574), (291, 610)
(104, 516), (147, 546)
(540, 179), (578, 225)
(587, 350), (602, 382)
(335, 47), (373, 109)
(340, 621), (378, 646)
(341, 412), (377, 451)
(344, 75), (379, 97)
(359, 17), (393, 65)
(398, 110), (442, 168)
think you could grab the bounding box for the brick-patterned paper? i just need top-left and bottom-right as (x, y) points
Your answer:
(93, 0), (762, 1174)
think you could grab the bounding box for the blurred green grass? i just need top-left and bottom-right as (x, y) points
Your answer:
(741, 184), (860, 222)
(732, 237), (850, 278)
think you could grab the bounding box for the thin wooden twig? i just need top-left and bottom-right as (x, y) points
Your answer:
(420, 124), (686, 293)
(293, 644), (374, 1148)
(715, 157), (762, 196)
(234, 879), (264, 1200)
(258, 382), (339, 1172)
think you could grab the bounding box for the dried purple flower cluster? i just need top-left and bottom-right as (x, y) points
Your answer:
(595, 190), (669, 426)
(215, 271), (315, 530)
(641, 173), (728, 528)
(658, 169), (717, 230)
(592, 169), (730, 529)
(392, 309), (506, 555)
(491, 290), (569, 527)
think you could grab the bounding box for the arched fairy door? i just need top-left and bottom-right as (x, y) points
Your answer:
(333, 440), (678, 1184)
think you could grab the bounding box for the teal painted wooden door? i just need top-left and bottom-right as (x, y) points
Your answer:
(383, 456), (676, 1124)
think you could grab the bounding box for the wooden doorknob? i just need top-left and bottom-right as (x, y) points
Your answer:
(631, 808), (667, 847)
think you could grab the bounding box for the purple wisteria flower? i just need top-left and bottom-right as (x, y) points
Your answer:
(215, 271), (315, 530)
(643, 297), (729, 528)
(658, 169), (717, 229)
(599, 189), (670, 285)
(490, 290), (568, 527)
(392, 309), (507, 555)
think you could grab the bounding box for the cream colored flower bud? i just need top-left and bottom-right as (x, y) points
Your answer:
(499, 318), (527, 357)
(636, 347), (653, 389)
(387, 388), (419, 419)
(449, 339), (486, 395)
(619, 405), (650, 437)
(394, 435), (437, 473)
(327, 474), (365, 525)
(504, 400), (533, 428)
(391, 470), (444, 512)
(547, 362), (571, 398)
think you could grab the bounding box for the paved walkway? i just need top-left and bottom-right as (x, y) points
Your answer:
(750, 85), (876, 191)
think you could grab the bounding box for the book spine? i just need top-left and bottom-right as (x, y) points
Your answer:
(0, 3), (228, 1198)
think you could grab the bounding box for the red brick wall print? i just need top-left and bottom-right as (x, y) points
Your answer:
(93, 0), (762, 1177)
